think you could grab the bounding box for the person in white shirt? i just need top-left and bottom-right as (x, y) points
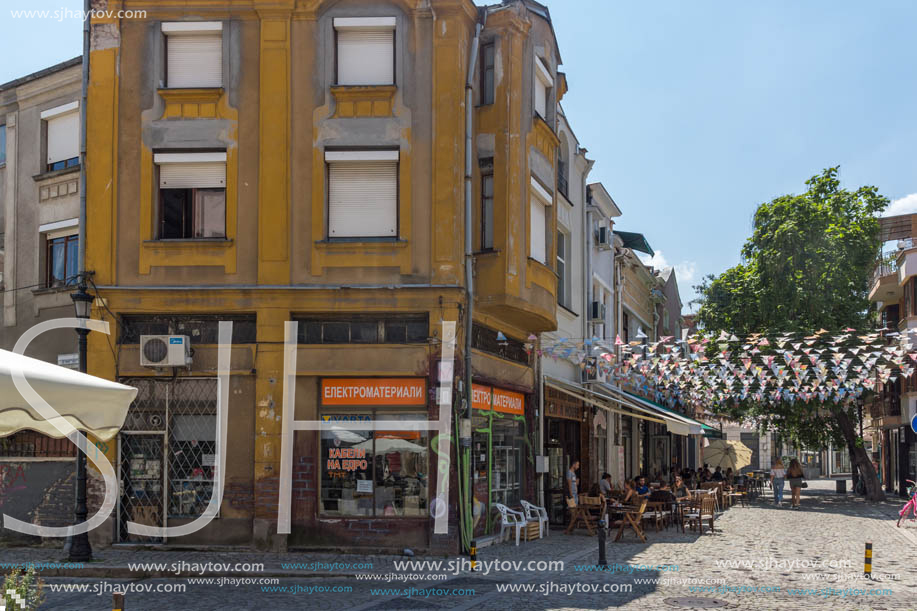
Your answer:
(770, 459), (786, 506)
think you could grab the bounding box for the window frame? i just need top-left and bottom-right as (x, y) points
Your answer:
(0, 123), (6, 165)
(480, 41), (495, 105)
(41, 102), (80, 173)
(529, 176), (553, 265)
(333, 17), (397, 87)
(45, 233), (79, 288)
(325, 149), (400, 240)
(161, 21), (224, 89)
(556, 229), (568, 309)
(154, 151), (228, 240)
(479, 157), (494, 251)
(533, 55), (553, 120)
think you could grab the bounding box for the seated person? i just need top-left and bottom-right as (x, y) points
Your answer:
(723, 468), (735, 488)
(621, 480), (639, 505)
(672, 475), (691, 501)
(635, 476), (651, 498)
(599, 472), (613, 498)
(712, 466), (725, 482)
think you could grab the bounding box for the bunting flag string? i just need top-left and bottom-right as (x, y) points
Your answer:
(536, 327), (917, 412)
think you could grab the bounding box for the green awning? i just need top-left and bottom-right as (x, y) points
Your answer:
(614, 230), (654, 256)
(702, 424), (723, 439)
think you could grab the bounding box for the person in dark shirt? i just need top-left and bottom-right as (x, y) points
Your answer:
(635, 476), (651, 497)
(712, 466), (724, 482)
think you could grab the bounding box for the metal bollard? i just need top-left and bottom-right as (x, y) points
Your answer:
(113, 592), (125, 610)
(597, 518), (607, 567)
(864, 542), (872, 579)
(470, 539), (477, 572)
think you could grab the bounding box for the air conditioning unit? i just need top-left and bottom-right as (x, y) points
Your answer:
(596, 225), (612, 250)
(582, 357), (607, 384)
(140, 335), (192, 367)
(589, 301), (606, 322)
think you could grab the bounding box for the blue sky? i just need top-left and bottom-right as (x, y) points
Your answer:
(3, 1), (916, 310)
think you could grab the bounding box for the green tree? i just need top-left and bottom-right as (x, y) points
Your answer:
(694, 167), (888, 501)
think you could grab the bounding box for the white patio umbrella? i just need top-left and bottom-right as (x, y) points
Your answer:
(353, 436), (426, 454)
(0, 349), (137, 441)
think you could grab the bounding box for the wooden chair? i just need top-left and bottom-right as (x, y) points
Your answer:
(684, 496), (716, 534)
(643, 501), (670, 532)
(565, 497), (597, 536)
(612, 499), (647, 543)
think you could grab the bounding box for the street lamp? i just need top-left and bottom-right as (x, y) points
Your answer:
(69, 278), (93, 562)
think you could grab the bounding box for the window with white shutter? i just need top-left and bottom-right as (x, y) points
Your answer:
(534, 55), (553, 119)
(154, 152), (227, 239)
(529, 177), (552, 265)
(326, 150), (398, 238)
(41, 102), (80, 172)
(163, 22), (223, 88)
(334, 17), (396, 86)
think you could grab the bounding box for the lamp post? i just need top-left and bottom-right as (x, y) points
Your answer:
(69, 278), (93, 562)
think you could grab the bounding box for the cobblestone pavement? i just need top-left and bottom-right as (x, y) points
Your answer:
(6, 479), (917, 610)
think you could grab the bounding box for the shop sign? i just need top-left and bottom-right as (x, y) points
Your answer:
(321, 378), (426, 406)
(472, 384), (525, 416)
(326, 446), (368, 472)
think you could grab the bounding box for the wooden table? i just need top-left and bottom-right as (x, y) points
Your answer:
(565, 500), (597, 535)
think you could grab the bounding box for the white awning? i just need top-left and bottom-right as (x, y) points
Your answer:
(543, 376), (666, 425)
(0, 349), (137, 441)
(610, 386), (704, 436)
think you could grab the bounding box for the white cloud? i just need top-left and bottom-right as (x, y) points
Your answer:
(674, 261), (697, 286)
(637, 250), (696, 285)
(884, 193), (917, 217)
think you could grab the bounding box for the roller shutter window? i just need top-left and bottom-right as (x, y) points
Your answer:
(335, 19), (395, 86)
(534, 55), (553, 119)
(166, 32), (222, 88)
(328, 155), (398, 238)
(530, 195), (546, 264)
(158, 162), (226, 189)
(46, 110), (79, 167)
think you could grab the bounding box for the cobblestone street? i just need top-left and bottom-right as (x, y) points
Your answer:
(4, 479), (915, 610)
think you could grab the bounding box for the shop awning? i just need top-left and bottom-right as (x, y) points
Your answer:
(613, 231), (654, 256)
(702, 424), (724, 439)
(615, 388), (704, 436)
(0, 349), (137, 442)
(543, 376), (666, 425)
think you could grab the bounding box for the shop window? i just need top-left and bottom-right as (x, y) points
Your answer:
(45, 233), (78, 288)
(326, 150), (398, 238)
(491, 416), (524, 506)
(334, 17), (396, 86)
(296, 314), (428, 344)
(163, 22), (223, 88)
(320, 412), (428, 517)
(155, 152), (227, 239)
(480, 158), (494, 251)
(0, 431), (76, 457)
(119, 314), (257, 344)
(41, 102), (79, 172)
(480, 42), (495, 105)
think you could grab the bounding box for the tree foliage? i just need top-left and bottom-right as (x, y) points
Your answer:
(692, 167), (889, 499)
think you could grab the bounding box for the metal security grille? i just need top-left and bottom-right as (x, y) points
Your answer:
(118, 378), (217, 543)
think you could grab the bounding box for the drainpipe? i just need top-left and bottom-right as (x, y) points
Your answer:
(78, 0), (89, 275)
(462, 13), (484, 552)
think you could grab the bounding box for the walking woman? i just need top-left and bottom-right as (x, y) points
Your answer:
(770, 459), (786, 507)
(787, 459), (805, 509)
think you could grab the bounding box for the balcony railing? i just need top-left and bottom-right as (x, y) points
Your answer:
(872, 250), (899, 286)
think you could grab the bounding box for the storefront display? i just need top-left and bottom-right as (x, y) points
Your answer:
(470, 383), (526, 534)
(319, 378), (428, 518)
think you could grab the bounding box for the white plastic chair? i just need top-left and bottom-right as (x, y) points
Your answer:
(520, 500), (549, 538)
(494, 503), (526, 545)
